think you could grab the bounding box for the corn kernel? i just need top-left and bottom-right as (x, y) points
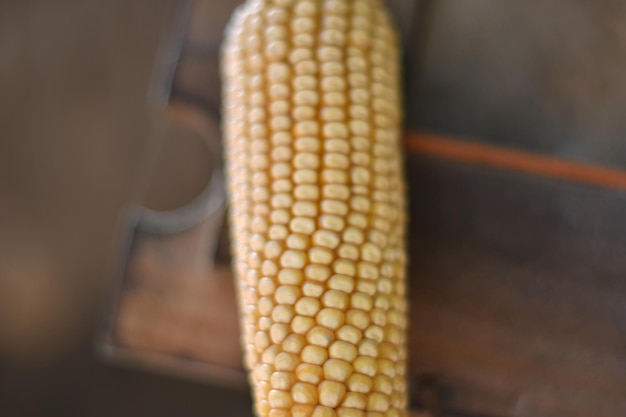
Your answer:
(337, 408), (365, 417)
(365, 325), (384, 343)
(321, 106), (345, 121)
(262, 260), (278, 276)
(283, 334), (306, 354)
(324, 153), (350, 170)
(358, 339), (379, 357)
(310, 247), (334, 264)
(294, 1), (316, 17)
(373, 375), (393, 396)
(275, 352), (300, 372)
(322, 290), (349, 310)
(322, 169), (348, 184)
(292, 316), (316, 334)
(316, 308), (345, 330)
(348, 373), (373, 394)
(319, 214), (345, 232)
(255, 331), (270, 352)
(342, 392), (367, 409)
(292, 382), (318, 405)
(346, 309), (370, 330)
(301, 345), (328, 365)
(377, 359), (395, 378)
(305, 264), (332, 282)
(275, 285), (302, 304)
(295, 137), (320, 152)
(270, 323), (289, 344)
(319, 381), (346, 408)
(296, 363), (324, 385)
(321, 200), (348, 215)
(293, 106), (316, 121)
(323, 358), (353, 382)
(259, 316), (272, 331)
(271, 372), (296, 390)
(257, 380), (271, 399)
(270, 408), (290, 417)
(356, 280), (377, 296)
(294, 170), (319, 184)
(259, 277), (276, 296)
(312, 406), (337, 417)
(293, 405), (316, 417)
(272, 305), (295, 323)
(313, 230), (341, 249)
(280, 250), (306, 268)
(293, 201), (318, 217)
(258, 297), (274, 316)
(323, 15), (346, 31)
(351, 292), (373, 311)
(278, 268), (304, 285)
(256, 363), (274, 382)
(287, 234), (309, 250)
(336, 325), (362, 345)
(354, 356), (377, 377)
(307, 326), (335, 347)
(366, 393), (389, 412)
(269, 389), (293, 409)
(343, 227), (364, 245)
(257, 400), (271, 417)
(328, 274), (354, 293)
(330, 340), (359, 363)
(295, 297), (321, 317)
(295, 184), (320, 200)
(303, 282), (325, 297)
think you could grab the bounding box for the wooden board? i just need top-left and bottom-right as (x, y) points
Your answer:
(407, 154), (626, 417)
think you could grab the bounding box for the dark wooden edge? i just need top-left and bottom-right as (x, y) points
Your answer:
(98, 344), (248, 389)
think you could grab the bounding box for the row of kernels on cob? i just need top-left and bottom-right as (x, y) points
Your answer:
(222, 1), (408, 416)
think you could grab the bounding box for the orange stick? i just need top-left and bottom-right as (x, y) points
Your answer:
(405, 131), (626, 191)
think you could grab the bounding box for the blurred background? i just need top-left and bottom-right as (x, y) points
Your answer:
(3, 1), (626, 416)
(0, 1), (252, 416)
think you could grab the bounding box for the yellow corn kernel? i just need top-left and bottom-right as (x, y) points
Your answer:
(222, 0), (407, 416)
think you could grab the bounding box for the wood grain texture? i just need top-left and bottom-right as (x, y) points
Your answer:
(407, 155), (626, 417)
(108, 227), (244, 386)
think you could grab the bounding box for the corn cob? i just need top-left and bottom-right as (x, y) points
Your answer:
(221, 1), (407, 416)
